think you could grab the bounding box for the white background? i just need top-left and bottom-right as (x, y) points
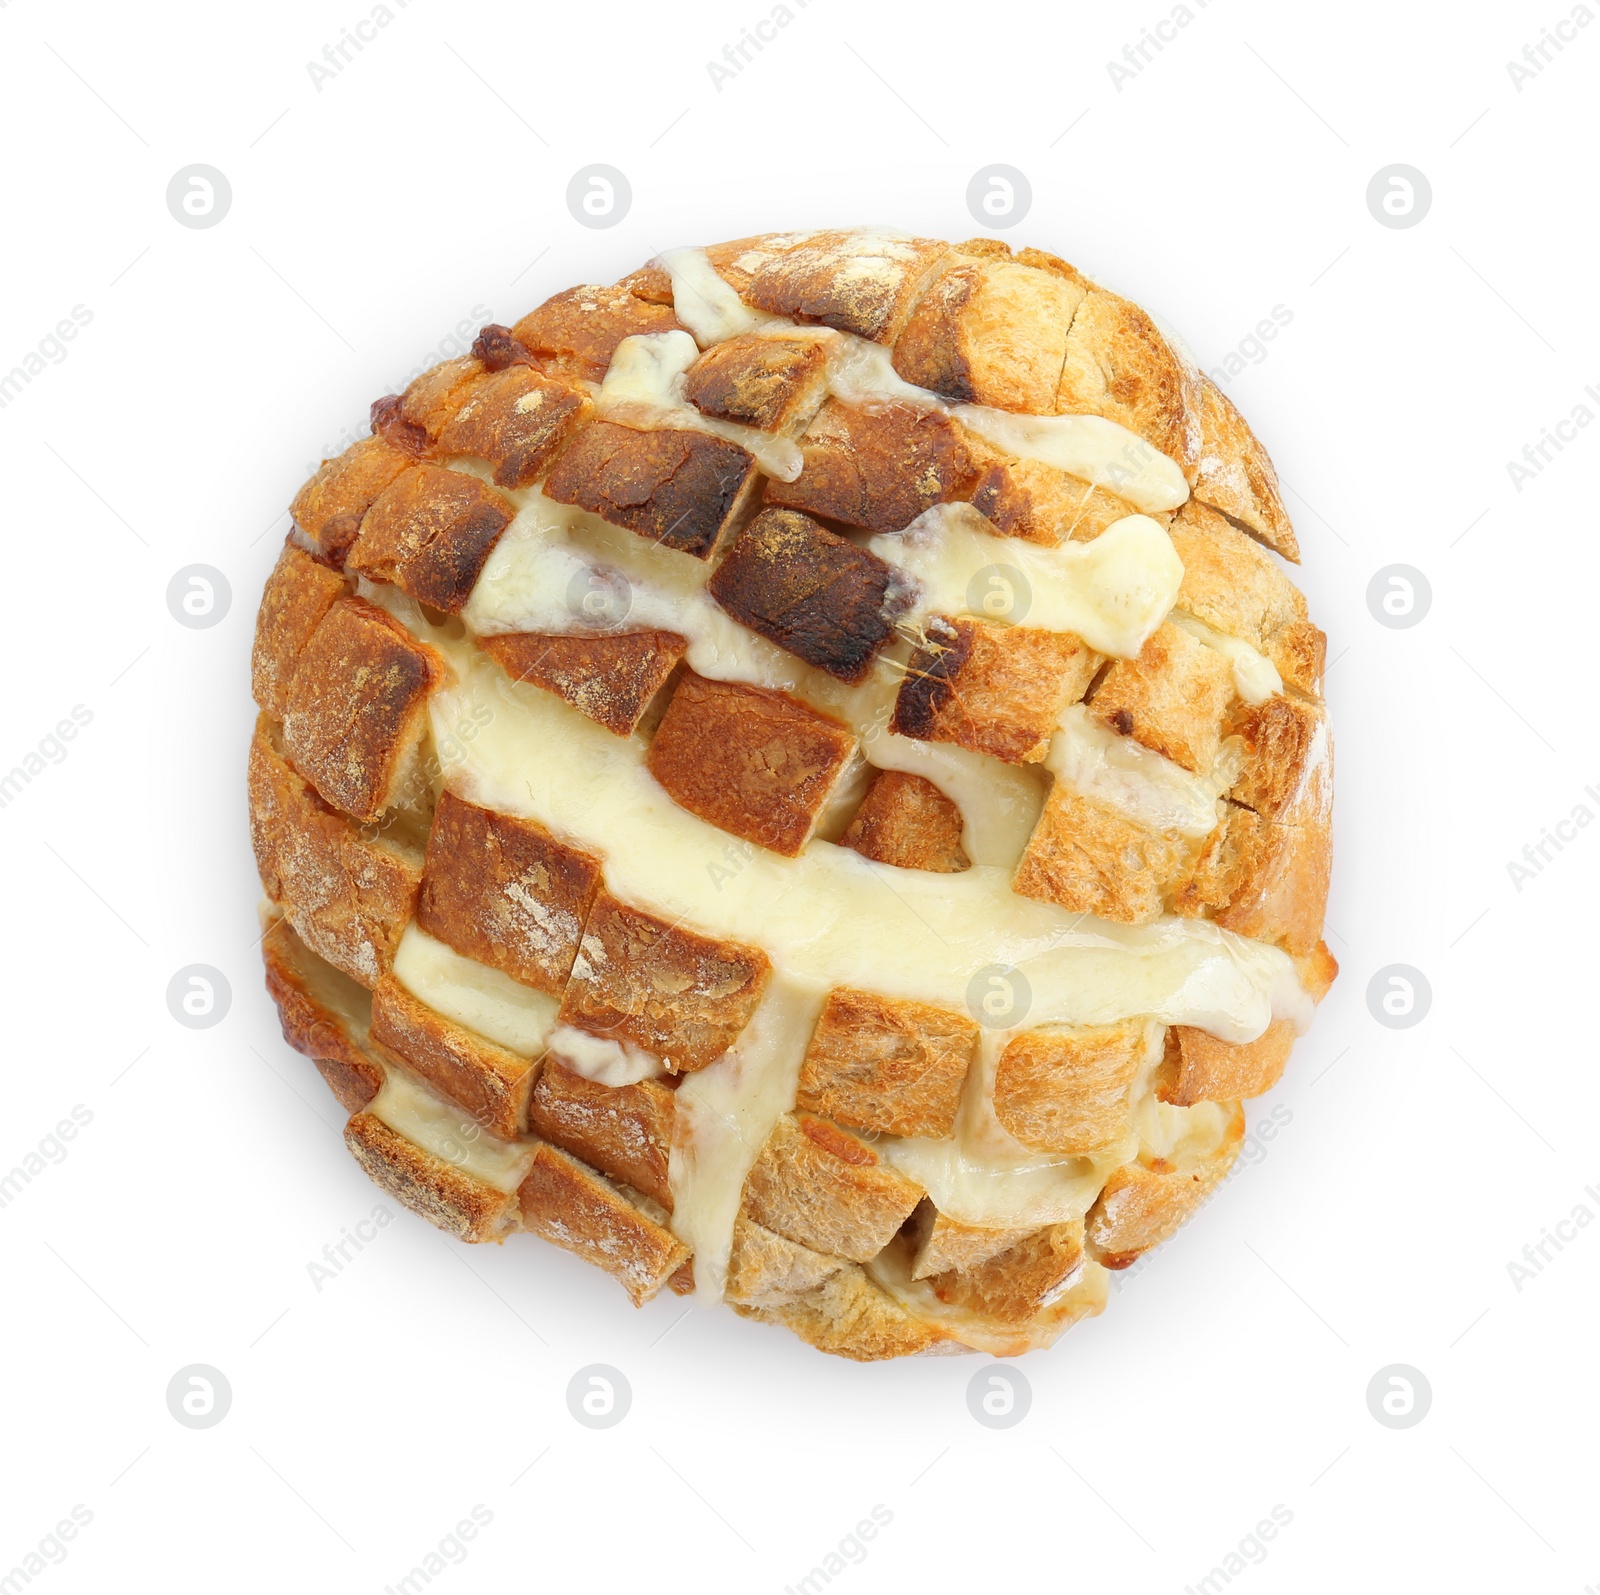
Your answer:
(1, 0), (1595, 1589)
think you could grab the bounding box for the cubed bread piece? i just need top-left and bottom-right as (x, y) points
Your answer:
(542, 421), (759, 559)
(684, 332), (830, 434)
(369, 978), (544, 1140)
(613, 263), (675, 305)
(1013, 246), (1095, 290)
(1295, 940), (1339, 1003)
(740, 1113), (925, 1262)
(517, 1142), (690, 1306)
(703, 230), (819, 295)
(966, 452), (1145, 546)
(557, 893), (770, 1073)
(1191, 374), (1298, 561)
(527, 1058), (676, 1208)
(1087, 1104), (1244, 1267)
(394, 356), (488, 441)
(1168, 500), (1322, 695)
(1055, 288), (1201, 477)
(417, 790), (601, 995)
(725, 1215), (846, 1306)
(280, 597), (444, 824)
(645, 672), (856, 857)
(1012, 780), (1186, 924)
(892, 256), (1083, 411)
(345, 1112), (521, 1243)
(251, 539), (350, 718)
(290, 437), (416, 564)
(249, 717), (422, 984)
(1207, 804), (1331, 957)
(478, 629), (687, 737)
(745, 229), (949, 343)
(795, 988), (977, 1138)
(764, 400), (974, 533)
(260, 916), (383, 1110)
(706, 507), (907, 684)
(346, 465), (515, 613)
(924, 1221), (1085, 1323)
(905, 1202), (1036, 1279)
(839, 769), (969, 872)
(894, 616), (1101, 765)
(730, 1262), (949, 1361)
(1089, 621), (1234, 775)
(1156, 1020), (1295, 1107)
(511, 284), (683, 383)
(991, 1019), (1152, 1154)
(1229, 695), (1329, 822)
(434, 366), (592, 488)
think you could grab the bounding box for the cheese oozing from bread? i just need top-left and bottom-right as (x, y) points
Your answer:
(369, 1063), (538, 1192)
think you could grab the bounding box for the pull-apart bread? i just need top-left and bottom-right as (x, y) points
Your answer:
(250, 227), (1334, 1360)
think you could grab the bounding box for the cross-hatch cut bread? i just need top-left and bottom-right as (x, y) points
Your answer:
(250, 226), (1335, 1362)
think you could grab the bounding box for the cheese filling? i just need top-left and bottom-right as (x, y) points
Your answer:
(368, 1065), (537, 1192)
(391, 924), (558, 1055)
(1169, 611), (1282, 706)
(548, 1024), (668, 1087)
(870, 502), (1184, 659)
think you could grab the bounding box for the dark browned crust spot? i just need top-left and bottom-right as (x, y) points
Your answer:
(280, 598), (444, 824)
(542, 421), (758, 559)
(369, 393), (430, 457)
(645, 672), (856, 857)
(706, 506), (906, 684)
(838, 769), (969, 873)
(347, 465), (516, 613)
(528, 1057), (676, 1208)
(557, 892), (770, 1074)
(684, 333), (830, 433)
(417, 789), (602, 996)
(891, 616), (970, 743)
(889, 260), (984, 403)
(764, 400), (974, 533)
(289, 437), (416, 564)
(433, 366), (591, 489)
(478, 629), (687, 737)
(471, 322), (536, 371)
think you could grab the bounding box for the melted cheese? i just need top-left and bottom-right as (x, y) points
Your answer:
(656, 247), (772, 344)
(391, 925), (558, 1055)
(1169, 611), (1282, 706)
(368, 1065), (537, 1192)
(667, 976), (823, 1297)
(870, 503), (1184, 659)
(595, 332), (802, 480)
(1047, 707), (1241, 839)
(548, 1023), (667, 1087)
(424, 641), (1310, 1043)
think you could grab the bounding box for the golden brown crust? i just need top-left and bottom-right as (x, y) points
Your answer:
(260, 916), (383, 1110)
(1155, 1020), (1294, 1107)
(924, 1220), (1085, 1323)
(511, 283), (682, 383)
(369, 978), (542, 1140)
(478, 629), (688, 737)
(1056, 289), (1201, 478)
(684, 332), (830, 434)
(516, 1142), (689, 1306)
(346, 465), (515, 614)
(557, 892), (770, 1074)
(395, 356), (487, 441)
(894, 615), (1101, 764)
(1088, 621), (1234, 775)
(417, 790), (601, 995)
(290, 437), (416, 564)
(542, 421), (758, 559)
(645, 672), (856, 857)
(706, 506), (907, 684)
(1012, 781), (1185, 924)
(740, 1113), (925, 1262)
(1229, 695), (1328, 821)
(906, 1202), (1035, 1279)
(251, 539), (350, 720)
(1192, 374), (1299, 561)
(839, 769), (969, 873)
(893, 257), (1083, 412)
(1087, 1105), (1244, 1266)
(730, 1263), (950, 1360)
(345, 1111), (520, 1243)
(1211, 807), (1331, 957)
(992, 1020), (1151, 1154)
(527, 1058), (676, 1209)
(280, 597), (445, 824)
(725, 1216), (847, 1305)
(965, 451), (1145, 546)
(434, 365), (592, 488)
(249, 717), (421, 986)
(1295, 940), (1339, 1003)
(745, 230), (949, 343)
(764, 400), (974, 533)
(795, 987), (977, 1138)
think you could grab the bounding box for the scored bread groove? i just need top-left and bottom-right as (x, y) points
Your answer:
(251, 225), (1334, 1360)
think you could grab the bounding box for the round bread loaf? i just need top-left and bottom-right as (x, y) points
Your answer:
(249, 227), (1335, 1360)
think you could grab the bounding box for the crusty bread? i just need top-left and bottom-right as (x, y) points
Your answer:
(251, 225), (1333, 1359)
